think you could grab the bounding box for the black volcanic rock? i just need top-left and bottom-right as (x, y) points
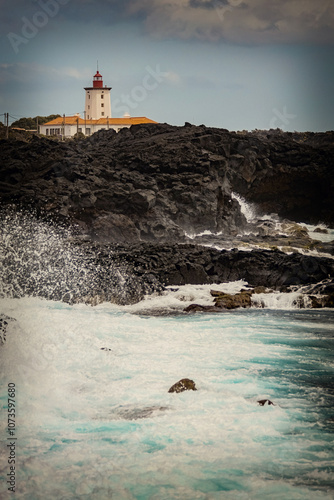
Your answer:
(1, 124), (333, 244)
(99, 243), (334, 290)
(1, 124), (333, 306)
(0, 125), (244, 243)
(168, 378), (197, 393)
(227, 129), (334, 225)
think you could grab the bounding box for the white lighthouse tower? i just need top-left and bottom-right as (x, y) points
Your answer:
(84, 69), (112, 120)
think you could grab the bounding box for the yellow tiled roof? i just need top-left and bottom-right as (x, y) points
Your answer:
(42, 116), (157, 126)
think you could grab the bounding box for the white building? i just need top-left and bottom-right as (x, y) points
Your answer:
(39, 69), (157, 138)
(84, 70), (112, 120)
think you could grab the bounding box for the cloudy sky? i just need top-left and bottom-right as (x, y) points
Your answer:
(1, 0), (333, 131)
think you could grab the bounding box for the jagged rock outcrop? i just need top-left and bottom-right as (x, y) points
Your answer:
(226, 129), (334, 225)
(0, 124), (333, 306)
(0, 125), (245, 243)
(0, 124), (333, 245)
(107, 243), (334, 289)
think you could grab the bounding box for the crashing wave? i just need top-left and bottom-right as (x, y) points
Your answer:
(0, 208), (157, 305)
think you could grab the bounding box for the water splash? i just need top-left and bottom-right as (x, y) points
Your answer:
(0, 208), (152, 305)
(231, 193), (258, 223)
(251, 291), (306, 309)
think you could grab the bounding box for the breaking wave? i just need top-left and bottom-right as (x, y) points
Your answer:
(0, 209), (148, 305)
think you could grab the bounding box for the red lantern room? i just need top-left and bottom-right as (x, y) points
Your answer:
(93, 71), (103, 88)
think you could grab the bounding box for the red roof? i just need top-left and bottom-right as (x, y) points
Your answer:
(41, 115), (158, 126)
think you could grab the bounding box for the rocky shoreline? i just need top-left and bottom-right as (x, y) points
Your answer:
(0, 123), (333, 309)
(81, 242), (334, 308)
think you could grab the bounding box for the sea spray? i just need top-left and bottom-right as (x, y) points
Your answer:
(0, 208), (159, 305)
(231, 193), (259, 223)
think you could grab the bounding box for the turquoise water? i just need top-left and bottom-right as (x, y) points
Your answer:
(1, 297), (333, 499)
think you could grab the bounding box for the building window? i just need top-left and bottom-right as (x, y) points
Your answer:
(78, 128), (82, 133)
(46, 129), (49, 135)
(86, 128), (91, 135)
(101, 112), (105, 116)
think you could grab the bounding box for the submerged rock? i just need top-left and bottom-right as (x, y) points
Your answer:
(257, 399), (275, 406)
(314, 227), (328, 234)
(114, 405), (169, 420)
(185, 290), (253, 312)
(184, 304), (223, 313)
(168, 378), (197, 393)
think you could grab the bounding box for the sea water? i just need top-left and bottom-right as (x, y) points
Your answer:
(1, 294), (333, 500)
(0, 210), (333, 499)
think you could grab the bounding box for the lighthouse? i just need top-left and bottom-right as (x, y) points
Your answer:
(84, 69), (112, 120)
(40, 66), (158, 137)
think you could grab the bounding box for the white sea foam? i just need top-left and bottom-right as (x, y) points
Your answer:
(124, 280), (249, 314)
(185, 229), (223, 239)
(1, 209), (333, 498)
(231, 192), (259, 223)
(301, 223), (334, 243)
(251, 291), (306, 309)
(0, 297), (333, 499)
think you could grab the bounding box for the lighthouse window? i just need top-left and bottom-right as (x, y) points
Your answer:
(101, 112), (105, 116)
(101, 103), (104, 108)
(101, 94), (104, 99)
(88, 95), (90, 99)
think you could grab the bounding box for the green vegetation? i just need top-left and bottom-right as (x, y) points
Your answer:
(11, 115), (61, 130)
(73, 131), (85, 140)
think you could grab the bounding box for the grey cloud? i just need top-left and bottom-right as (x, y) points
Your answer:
(130, 0), (334, 44)
(189, 0), (229, 10)
(0, 0), (134, 34)
(2, 0), (333, 46)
